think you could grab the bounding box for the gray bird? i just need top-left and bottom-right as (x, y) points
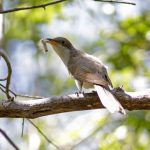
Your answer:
(43, 37), (126, 114)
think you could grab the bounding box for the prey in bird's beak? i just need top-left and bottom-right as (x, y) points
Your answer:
(38, 38), (49, 52)
(38, 38), (58, 52)
(39, 38), (60, 53)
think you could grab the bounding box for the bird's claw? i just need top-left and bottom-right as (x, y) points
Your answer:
(113, 85), (125, 93)
(92, 90), (97, 94)
(75, 91), (84, 97)
(8, 96), (14, 101)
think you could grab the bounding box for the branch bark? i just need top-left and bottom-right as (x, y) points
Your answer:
(0, 89), (150, 118)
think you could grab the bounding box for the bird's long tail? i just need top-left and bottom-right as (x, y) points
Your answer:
(94, 85), (126, 115)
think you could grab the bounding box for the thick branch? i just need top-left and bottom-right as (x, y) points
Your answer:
(0, 89), (150, 118)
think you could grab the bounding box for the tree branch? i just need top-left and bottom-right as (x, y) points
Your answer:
(0, 89), (149, 118)
(94, 0), (136, 5)
(0, 0), (68, 14)
(0, 128), (19, 150)
(27, 119), (60, 150)
(0, 50), (12, 100)
(0, 0), (136, 14)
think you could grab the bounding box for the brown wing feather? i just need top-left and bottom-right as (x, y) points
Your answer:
(74, 67), (107, 86)
(68, 51), (112, 87)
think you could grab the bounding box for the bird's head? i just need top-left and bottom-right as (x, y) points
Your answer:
(45, 37), (73, 51)
(44, 37), (74, 65)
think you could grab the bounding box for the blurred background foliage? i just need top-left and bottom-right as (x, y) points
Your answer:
(0, 0), (150, 150)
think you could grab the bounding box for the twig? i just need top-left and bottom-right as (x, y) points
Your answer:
(0, 0), (135, 14)
(0, 51), (12, 100)
(21, 118), (25, 137)
(0, 0), (68, 14)
(0, 128), (20, 150)
(27, 119), (60, 150)
(69, 118), (110, 150)
(0, 77), (7, 81)
(0, 83), (16, 97)
(0, 83), (44, 99)
(69, 117), (122, 150)
(0, 86), (6, 93)
(94, 0), (136, 5)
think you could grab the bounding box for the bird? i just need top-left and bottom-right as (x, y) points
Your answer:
(43, 37), (126, 114)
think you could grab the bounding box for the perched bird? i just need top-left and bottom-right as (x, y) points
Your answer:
(42, 37), (126, 114)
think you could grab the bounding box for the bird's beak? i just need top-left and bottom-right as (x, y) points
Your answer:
(45, 38), (58, 46)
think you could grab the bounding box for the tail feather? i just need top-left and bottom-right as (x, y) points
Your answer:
(94, 85), (126, 115)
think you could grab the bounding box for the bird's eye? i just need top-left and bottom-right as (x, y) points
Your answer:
(62, 40), (65, 45)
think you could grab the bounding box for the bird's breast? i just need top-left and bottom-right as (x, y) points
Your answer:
(53, 45), (70, 66)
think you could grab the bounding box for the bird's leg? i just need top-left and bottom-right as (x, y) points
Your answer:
(79, 89), (85, 94)
(113, 85), (125, 93)
(75, 90), (85, 97)
(75, 91), (82, 97)
(75, 80), (84, 97)
(92, 90), (97, 94)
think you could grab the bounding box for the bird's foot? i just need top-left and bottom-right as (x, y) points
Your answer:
(113, 85), (125, 93)
(75, 91), (84, 97)
(92, 90), (97, 94)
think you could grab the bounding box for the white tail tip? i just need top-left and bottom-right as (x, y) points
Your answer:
(94, 85), (126, 115)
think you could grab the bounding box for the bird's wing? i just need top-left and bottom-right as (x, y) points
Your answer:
(74, 65), (107, 86)
(68, 53), (112, 87)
